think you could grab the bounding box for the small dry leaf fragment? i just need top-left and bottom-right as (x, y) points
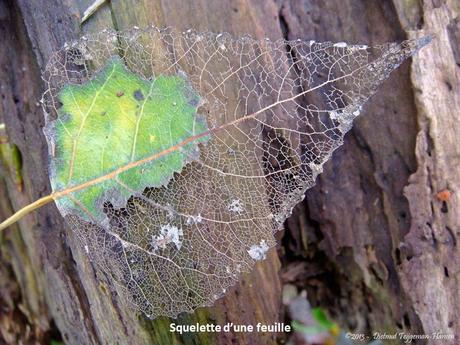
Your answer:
(436, 189), (451, 202)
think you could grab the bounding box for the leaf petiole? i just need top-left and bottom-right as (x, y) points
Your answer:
(0, 194), (55, 231)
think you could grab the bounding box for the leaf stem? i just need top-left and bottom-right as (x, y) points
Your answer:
(0, 194), (55, 231)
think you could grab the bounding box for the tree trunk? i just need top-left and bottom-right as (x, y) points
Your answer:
(0, 0), (458, 344)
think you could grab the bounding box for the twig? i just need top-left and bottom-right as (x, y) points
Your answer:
(81, 0), (107, 24)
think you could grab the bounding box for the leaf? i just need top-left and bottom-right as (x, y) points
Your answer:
(311, 308), (338, 331)
(291, 320), (330, 335)
(36, 27), (431, 318)
(48, 56), (207, 222)
(291, 308), (339, 335)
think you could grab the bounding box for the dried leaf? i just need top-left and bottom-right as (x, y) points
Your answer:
(40, 26), (430, 318)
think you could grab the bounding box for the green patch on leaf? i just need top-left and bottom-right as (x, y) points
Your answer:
(47, 56), (208, 222)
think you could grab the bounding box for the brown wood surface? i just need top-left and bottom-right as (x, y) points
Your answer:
(0, 0), (458, 344)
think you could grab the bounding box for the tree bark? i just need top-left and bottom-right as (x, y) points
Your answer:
(0, 0), (458, 344)
(282, 0), (459, 343)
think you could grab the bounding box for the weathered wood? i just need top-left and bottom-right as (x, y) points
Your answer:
(396, 0), (460, 341)
(0, 0), (458, 344)
(1, 0), (284, 344)
(282, 0), (459, 344)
